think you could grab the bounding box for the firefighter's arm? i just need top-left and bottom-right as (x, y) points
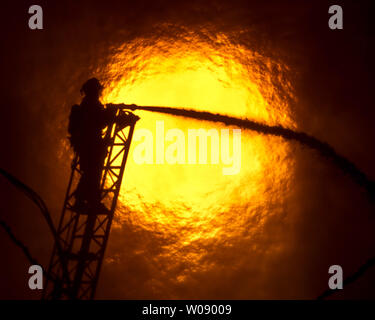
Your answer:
(115, 110), (140, 130)
(101, 107), (117, 127)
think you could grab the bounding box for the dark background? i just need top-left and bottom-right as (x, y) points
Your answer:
(0, 0), (375, 299)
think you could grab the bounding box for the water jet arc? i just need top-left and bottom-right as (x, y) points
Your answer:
(110, 103), (375, 202)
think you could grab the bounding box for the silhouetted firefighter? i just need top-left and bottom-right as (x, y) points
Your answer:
(68, 78), (139, 213)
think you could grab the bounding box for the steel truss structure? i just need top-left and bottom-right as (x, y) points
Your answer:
(43, 111), (136, 299)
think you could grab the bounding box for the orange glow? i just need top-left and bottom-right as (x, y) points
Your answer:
(100, 31), (295, 282)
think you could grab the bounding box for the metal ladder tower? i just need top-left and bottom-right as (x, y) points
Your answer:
(43, 110), (136, 299)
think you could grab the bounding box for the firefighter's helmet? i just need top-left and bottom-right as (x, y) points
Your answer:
(80, 78), (103, 96)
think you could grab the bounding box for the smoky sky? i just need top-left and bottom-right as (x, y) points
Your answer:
(1, 0), (375, 299)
